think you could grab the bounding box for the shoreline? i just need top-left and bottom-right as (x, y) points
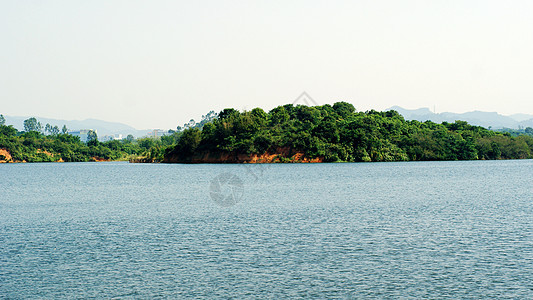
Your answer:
(2, 157), (532, 164)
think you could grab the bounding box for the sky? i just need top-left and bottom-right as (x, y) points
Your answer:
(1, 0), (533, 130)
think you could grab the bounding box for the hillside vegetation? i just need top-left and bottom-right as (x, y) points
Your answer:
(0, 125), (180, 163)
(2, 105), (532, 164)
(164, 103), (533, 163)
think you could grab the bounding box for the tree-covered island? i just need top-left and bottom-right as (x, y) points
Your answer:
(162, 103), (533, 163)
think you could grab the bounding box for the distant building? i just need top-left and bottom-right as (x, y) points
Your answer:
(100, 134), (123, 142)
(147, 129), (172, 139)
(69, 129), (96, 143)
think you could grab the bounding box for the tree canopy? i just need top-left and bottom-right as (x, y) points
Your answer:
(0, 123), (160, 163)
(2, 105), (532, 164)
(164, 103), (533, 163)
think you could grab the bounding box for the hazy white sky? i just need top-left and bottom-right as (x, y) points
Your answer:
(1, 0), (532, 129)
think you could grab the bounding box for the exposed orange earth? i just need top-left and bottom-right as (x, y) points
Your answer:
(162, 147), (323, 163)
(0, 149), (12, 163)
(0, 148), (106, 163)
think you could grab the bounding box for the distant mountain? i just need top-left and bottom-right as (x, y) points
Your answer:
(3, 115), (152, 138)
(387, 106), (533, 129)
(510, 113), (533, 122)
(518, 118), (533, 128)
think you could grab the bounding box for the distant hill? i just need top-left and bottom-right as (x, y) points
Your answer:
(387, 106), (533, 129)
(509, 113), (533, 122)
(2, 115), (152, 138)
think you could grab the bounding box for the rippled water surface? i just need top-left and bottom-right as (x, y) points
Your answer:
(1, 160), (532, 298)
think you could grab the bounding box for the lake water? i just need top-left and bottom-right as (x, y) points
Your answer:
(1, 160), (532, 298)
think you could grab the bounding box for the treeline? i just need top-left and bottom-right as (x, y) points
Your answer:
(0, 113), (188, 163)
(21, 117), (70, 135)
(3, 107), (533, 163)
(0, 123), (182, 163)
(164, 103), (533, 163)
(495, 127), (533, 137)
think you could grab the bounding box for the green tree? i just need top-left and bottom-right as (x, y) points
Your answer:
(45, 123), (52, 135)
(268, 106), (290, 125)
(51, 125), (60, 135)
(0, 114), (5, 126)
(138, 138), (156, 150)
(87, 130), (98, 143)
(194, 110), (218, 128)
(167, 128), (202, 160)
(333, 102), (356, 118)
(24, 118), (40, 132)
(61, 125), (69, 134)
(218, 108), (240, 122)
(0, 125), (17, 137)
(87, 138), (99, 147)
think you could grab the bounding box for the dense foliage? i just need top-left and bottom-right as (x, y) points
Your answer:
(495, 127), (533, 137)
(0, 124), (172, 163)
(165, 103), (533, 162)
(2, 106), (532, 163)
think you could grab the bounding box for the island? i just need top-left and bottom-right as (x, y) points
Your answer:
(162, 103), (533, 163)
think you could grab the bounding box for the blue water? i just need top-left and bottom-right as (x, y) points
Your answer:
(1, 160), (532, 298)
